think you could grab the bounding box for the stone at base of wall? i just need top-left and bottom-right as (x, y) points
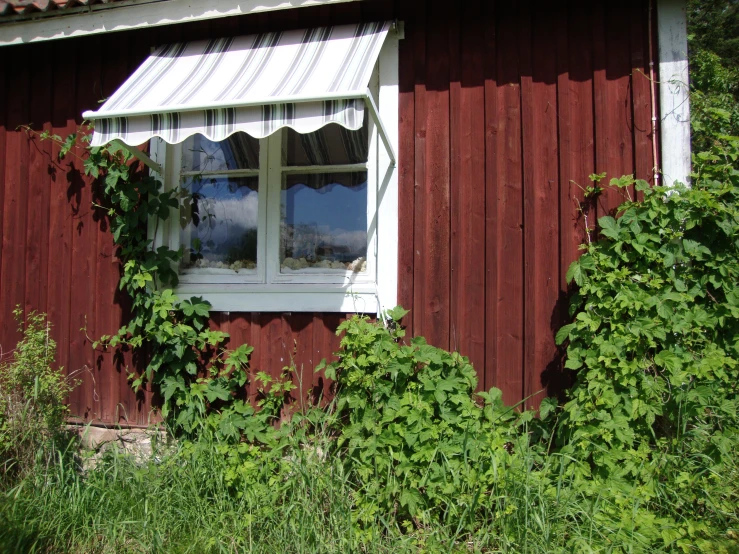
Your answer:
(66, 425), (168, 469)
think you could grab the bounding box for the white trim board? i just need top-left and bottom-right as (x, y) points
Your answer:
(0, 0), (363, 47)
(658, 0), (691, 186)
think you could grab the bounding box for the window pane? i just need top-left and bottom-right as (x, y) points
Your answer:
(285, 119), (369, 166)
(181, 132), (260, 172)
(280, 172), (367, 273)
(180, 175), (259, 271)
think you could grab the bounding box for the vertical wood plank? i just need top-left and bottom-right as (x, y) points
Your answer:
(259, 313), (288, 385)
(247, 312), (263, 406)
(397, 14), (416, 336)
(312, 313), (341, 403)
(1, 49), (30, 350)
(450, 0), (486, 379)
(592, 0), (608, 223)
(218, 311), (231, 337)
(67, 36), (103, 422)
(631, 0), (655, 185)
(325, 313), (344, 363)
(418, 0), (451, 350)
(240, 11), (272, 35)
(286, 312), (315, 410)
(227, 312), (253, 401)
(494, 3), (525, 405)
(25, 44), (53, 319)
(483, 0), (499, 393)
(595, 2), (635, 215)
(208, 10), (242, 38)
(559, 1), (595, 279)
(411, 2), (427, 335)
(555, 1), (596, 397)
(411, 0), (427, 340)
(290, 3), (333, 30)
(522, 1), (561, 409)
(449, 3), (462, 351)
(520, 0), (535, 409)
(47, 41), (76, 415)
(360, 0), (393, 23)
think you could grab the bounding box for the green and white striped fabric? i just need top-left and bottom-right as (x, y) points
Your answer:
(85, 22), (390, 147)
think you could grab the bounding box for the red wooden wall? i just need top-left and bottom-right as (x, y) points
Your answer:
(0, 0), (656, 425)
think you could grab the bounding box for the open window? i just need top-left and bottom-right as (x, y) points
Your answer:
(83, 22), (400, 314)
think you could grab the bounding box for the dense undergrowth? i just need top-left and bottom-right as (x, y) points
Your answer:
(0, 268), (737, 552)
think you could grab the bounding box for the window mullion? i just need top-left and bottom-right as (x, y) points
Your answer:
(280, 163), (367, 174)
(256, 137), (271, 284)
(180, 169), (261, 178)
(170, 141), (184, 264)
(264, 131), (284, 285)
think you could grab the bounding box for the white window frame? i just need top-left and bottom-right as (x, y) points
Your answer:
(264, 124), (378, 287)
(149, 32), (399, 315)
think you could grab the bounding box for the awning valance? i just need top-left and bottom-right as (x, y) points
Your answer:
(83, 21), (391, 149)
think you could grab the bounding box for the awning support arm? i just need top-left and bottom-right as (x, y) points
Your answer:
(364, 89), (397, 167)
(113, 139), (162, 174)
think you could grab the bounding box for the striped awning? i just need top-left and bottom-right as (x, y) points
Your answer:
(83, 22), (391, 147)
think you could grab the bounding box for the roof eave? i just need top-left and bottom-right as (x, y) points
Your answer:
(0, 0), (362, 46)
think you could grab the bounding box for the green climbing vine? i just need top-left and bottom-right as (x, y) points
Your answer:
(31, 125), (285, 440)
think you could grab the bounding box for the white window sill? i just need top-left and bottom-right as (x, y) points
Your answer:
(175, 283), (378, 313)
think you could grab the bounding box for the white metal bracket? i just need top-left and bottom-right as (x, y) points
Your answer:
(112, 139), (163, 174)
(364, 89), (397, 167)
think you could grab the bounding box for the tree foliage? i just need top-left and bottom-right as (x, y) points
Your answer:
(688, 0), (739, 150)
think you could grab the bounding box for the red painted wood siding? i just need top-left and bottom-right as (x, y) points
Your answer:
(396, 0), (656, 408)
(0, 0), (655, 424)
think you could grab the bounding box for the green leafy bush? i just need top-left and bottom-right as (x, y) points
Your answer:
(555, 139), (739, 476)
(0, 309), (74, 479)
(320, 307), (540, 529)
(549, 138), (739, 550)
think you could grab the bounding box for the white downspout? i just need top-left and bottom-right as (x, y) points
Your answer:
(657, 0), (691, 186)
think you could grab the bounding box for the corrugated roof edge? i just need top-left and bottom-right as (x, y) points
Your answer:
(0, 0), (167, 22)
(0, 0), (361, 45)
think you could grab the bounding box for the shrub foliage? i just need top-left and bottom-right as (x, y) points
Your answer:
(555, 144), (739, 476)
(0, 310), (73, 479)
(320, 307), (534, 525)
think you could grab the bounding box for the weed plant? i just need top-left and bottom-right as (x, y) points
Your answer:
(0, 310), (75, 482)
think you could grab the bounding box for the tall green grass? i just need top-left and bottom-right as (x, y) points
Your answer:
(2, 415), (734, 554)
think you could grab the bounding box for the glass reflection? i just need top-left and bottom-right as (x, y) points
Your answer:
(180, 175), (259, 271)
(285, 119), (369, 166)
(280, 172), (368, 273)
(181, 132), (260, 172)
